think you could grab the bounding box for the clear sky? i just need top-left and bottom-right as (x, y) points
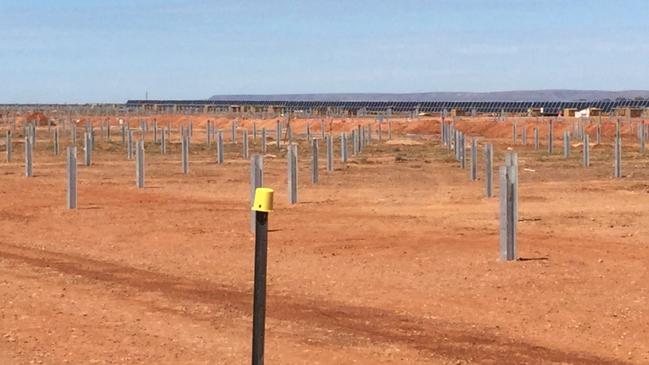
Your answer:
(1, 0), (648, 103)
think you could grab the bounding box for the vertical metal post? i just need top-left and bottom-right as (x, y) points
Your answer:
(207, 120), (212, 147)
(243, 129), (249, 159)
(460, 133), (466, 169)
(67, 146), (77, 209)
(84, 132), (92, 166)
(286, 123), (292, 143)
(583, 134), (590, 167)
(6, 130), (12, 162)
(231, 120), (237, 144)
(182, 132), (190, 175)
(24, 137), (33, 177)
(253, 122), (257, 144)
(521, 127), (527, 145)
(512, 122), (517, 144)
(127, 130), (133, 160)
(152, 120), (157, 144)
(596, 122), (601, 145)
(387, 118), (392, 140)
(288, 144), (298, 204)
(341, 133), (348, 163)
(547, 120), (554, 155)
(563, 131), (570, 159)
(261, 128), (267, 154)
(640, 122), (645, 153)
(71, 123), (77, 146)
(499, 152), (518, 261)
(161, 127), (167, 154)
(121, 124), (126, 145)
(311, 139), (319, 184)
(251, 207), (269, 365)
(53, 127), (59, 155)
(470, 137), (477, 181)
(326, 134), (334, 172)
(614, 120), (622, 178)
(276, 121), (281, 149)
(217, 131), (224, 164)
(533, 128), (539, 150)
(485, 143), (493, 197)
(136, 140), (145, 188)
(249, 155), (264, 233)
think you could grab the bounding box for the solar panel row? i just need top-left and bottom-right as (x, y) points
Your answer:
(126, 99), (649, 114)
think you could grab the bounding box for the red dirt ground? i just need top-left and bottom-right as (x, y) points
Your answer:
(0, 114), (648, 364)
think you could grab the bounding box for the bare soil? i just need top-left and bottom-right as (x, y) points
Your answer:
(0, 115), (647, 364)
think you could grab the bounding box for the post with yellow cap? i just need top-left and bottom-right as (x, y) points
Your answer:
(251, 187), (273, 365)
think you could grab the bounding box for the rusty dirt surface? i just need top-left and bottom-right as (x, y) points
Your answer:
(0, 115), (648, 364)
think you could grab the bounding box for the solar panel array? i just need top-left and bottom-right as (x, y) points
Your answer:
(126, 99), (649, 114)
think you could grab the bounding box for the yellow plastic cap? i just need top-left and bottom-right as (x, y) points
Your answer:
(252, 188), (274, 212)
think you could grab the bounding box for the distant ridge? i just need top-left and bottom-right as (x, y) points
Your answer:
(210, 90), (649, 102)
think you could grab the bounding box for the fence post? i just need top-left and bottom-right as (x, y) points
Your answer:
(320, 119), (325, 140)
(326, 135), (334, 172)
(311, 139), (319, 184)
(460, 133), (466, 169)
(387, 118), (392, 140)
(512, 122), (517, 144)
(470, 137), (477, 180)
(306, 122), (311, 142)
(250, 187), (273, 365)
(547, 120), (554, 155)
(640, 121), (645, 153)
(583, 134), (590, 167)
(261, 128), (267, 154)
(378, 122), (382, 144)
(161, 127), (167, 154)
(71, 124), (77, 146)
(521, 127), (527, 145)
(276, 121), (281, 150)
(67, 146), (77, 209)
(24, 136), (33, 177)
(207, 120), (212, 147)
(84, 132), (92, 166)
(243, 129), (249, 160)
(127, 130), (133, 160)
(6, 130), (11, 162)
(249, 155), (264, 233)
(288, 143), (298, 204)
(136, 140), (145, 188)
(253, 122), (257, 144)
(217, 130), (224, 164)
(563, 131), (570, 159)
(181, 129), (190, 175)
(614, 120), (622, 178)
(152, 120), (157, 144)
(596, 122), (601, 145)
(341, 133), (348, 163)
(53, 127), (59, 155)
(533, 127), (539, 150)
(232, 120), (237, 144)
(485, 143), (493, 197)
(499, 152), (518, 261)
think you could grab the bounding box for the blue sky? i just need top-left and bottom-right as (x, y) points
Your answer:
(1, 0), (648, 103)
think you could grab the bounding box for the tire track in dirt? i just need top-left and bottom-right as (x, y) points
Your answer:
(0, 242), (630, 364)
